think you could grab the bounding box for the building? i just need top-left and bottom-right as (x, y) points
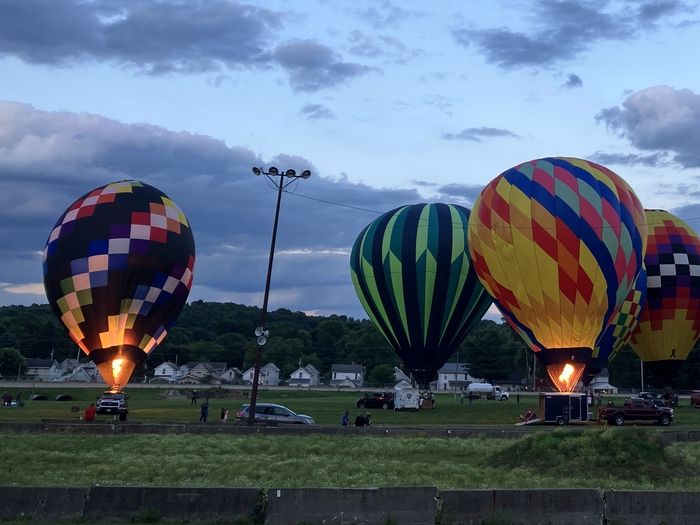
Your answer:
(25, 358), (62, 381)
(288, 364), (320, 387)
(436, 363), (478, 390)
(218, 367), (243, 384)
(328, 364), (365, 388)
(153, 362), (180, 380)
(394, 366), (412, 388)
(242, 363), (280, 386)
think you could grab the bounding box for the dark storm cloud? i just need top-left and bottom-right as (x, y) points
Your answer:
(0, 0), (373, 93)
(453, 0), (690, 69)
(563, 73), (583, 88)
(301, 104), (336, 120)
(273, 40), (377, 92)
(442, 127), (520, 142)
(0, 102), (426, 316)
(595, 85), (700, 168)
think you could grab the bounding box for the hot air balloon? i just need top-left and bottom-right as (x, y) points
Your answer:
(630, 210), (700, 385)
(468, 157), (646, 392)
(42, 181), (195, 391)
(350, 203), (492, 387)
(582, 266), (647, 385)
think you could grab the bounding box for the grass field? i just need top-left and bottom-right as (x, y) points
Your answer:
(2, 386), (700, 427)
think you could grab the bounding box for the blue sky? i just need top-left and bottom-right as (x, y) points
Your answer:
(1, 0), (700, 321)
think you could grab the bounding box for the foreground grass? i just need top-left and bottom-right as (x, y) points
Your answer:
(1, 429), (699, 490)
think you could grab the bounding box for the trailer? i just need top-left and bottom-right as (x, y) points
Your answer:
(538, 392), (590, 425)
(394, 386), (420, 411)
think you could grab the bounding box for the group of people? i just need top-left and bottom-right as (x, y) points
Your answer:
(341, 410), (372, 427)
(1, 391), (12, 406)
(195, 399), (229, 423)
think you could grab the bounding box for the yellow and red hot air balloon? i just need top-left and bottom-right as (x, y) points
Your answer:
(468, 157), (647, 392)
(43, 181), (195, 391)
(630, 210), (700, 385)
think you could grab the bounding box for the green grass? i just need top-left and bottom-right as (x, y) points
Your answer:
(2, 386), (700, 427)
(1, 428), (699, 490)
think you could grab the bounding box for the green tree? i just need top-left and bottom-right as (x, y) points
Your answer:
(0, 347), (26, 376)
(367, 364), (395, 385)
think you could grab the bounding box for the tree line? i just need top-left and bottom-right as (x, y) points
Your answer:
(0, 301), (698, 390)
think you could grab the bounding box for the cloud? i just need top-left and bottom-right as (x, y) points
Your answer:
(588, 151), (669, 167)
(0, 101), (437, 317)
(453, 0), (690, 69)
(595, 85), (700, 168)
(346, 30), (421, 64)
(563, 73), (583, 88)
(355, 1), (413, 29)
(301, 104), (336, 120)
(0, 0), (375, 93)
(434, 184), (485, 206)
(442, 127), (520, 142)
(273, 40), (378, 92)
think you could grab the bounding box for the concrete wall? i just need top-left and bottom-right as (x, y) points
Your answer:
(0, 486), (88, 521)
(265, 487), (437, 525)
(605, 490), (700, 525)
(440, 489), (603, 525)
(3, 486), (700, 524)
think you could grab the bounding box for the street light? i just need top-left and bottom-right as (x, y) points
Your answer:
(247, 166), (311, 426)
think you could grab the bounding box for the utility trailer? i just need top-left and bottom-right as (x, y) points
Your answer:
(538, 392), (590, 425)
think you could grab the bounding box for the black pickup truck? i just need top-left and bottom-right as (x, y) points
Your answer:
(598, 397), (673, 426)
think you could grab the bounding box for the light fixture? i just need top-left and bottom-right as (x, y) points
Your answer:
(285, 169), (296, 177)
(252, 167), (261, 176)
(301, 170), (311, 179)
(268, 166), (279, 175)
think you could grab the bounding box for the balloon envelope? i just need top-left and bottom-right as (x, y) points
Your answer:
(468, 157), (646, 391)
(630, 210), (700, 385)
(350, 203), (492, 387)
(43, 181), (195, 390)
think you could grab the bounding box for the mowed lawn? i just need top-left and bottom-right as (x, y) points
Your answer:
(2, 386), (700, 427)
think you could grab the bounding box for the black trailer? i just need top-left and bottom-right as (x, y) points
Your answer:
(538, 392), (589, 425)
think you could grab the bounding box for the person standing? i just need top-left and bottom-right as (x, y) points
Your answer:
(460, 390), (465, 404)
(199, 400), (209, 422)
(191, 390), (198, 405)
(597, 393), (603, 407)
(84, 403), (97, 421)
(516, 392), (520, 404)
(365, 412), (371, 426)
(221, 406), (228, 423)
(341, 410), (349, 427)
(562, 405), (569, 426)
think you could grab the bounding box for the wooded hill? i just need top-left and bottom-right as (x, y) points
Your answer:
(0, 301), (698, 390)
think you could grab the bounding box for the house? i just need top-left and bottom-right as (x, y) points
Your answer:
(25, 358), (62, 381)
(173, 374), (202, 385)
(54, 361), (103, 383)
(394, 366), (412, 388)
(288, 364), (320, 387)
(436, 363), (478, 390)
(218, 367), (242, 384)
(588, 368), (618, 394)
(328, 364), (365, 388)
(183, 362), (227, 378)
(153, 362), (179, 380)
(242, 363), (280, 386)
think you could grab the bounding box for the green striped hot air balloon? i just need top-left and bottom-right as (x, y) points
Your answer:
(350, 203), (492, 387)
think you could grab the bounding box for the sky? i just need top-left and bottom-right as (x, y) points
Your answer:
(1, 0), (700, 323)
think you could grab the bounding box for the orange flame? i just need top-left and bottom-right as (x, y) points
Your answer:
(96, 358), (136, 392)
(546, 362), (585, 393)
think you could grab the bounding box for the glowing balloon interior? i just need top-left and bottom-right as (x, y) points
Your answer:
(468, 157), (647, 392)
(351, 203), (492, 387)
(630, 210), (700, 385)
(42, 181), (196, 390)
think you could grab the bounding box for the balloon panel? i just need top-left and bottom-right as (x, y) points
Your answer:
(630, 210), (700, 382)
(468, 157), (646, 354)
(43, 181), (196, 390)
(351, 203), (492, 386)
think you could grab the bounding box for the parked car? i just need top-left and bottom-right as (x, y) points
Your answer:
(96, 391), (128, 414)
(691, 390), (700, 407)
(638, 392), (665, 406)
(356, 392), (394, 409)
(235, 403), (314, 424)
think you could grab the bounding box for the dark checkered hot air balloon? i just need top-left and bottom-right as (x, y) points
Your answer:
(350, 203), (492, 387)
(42, 181), (195, 391)
(468, 157), (647, 392)
(630, 209), (700, 385)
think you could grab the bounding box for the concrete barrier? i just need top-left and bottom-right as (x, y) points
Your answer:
(0, 486), (88, 521)
(84, 486), (259, 521)
(605, 490), (700, 525)
(265, 487), (437, 525)
(440, 489), (603, 525)
(0, 422), (43, 432)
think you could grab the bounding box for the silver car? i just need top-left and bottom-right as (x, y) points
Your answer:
(235, 403), (314, 424)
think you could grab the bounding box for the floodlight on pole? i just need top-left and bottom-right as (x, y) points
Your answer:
(247, 166), (312, 426)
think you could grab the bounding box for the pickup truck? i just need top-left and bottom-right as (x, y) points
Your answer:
(598, 397), (673, 426)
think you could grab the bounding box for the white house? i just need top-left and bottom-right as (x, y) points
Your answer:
(328, 364), (365, 388)
(218, 367), (242, 383)
(153, 362), (179, 380)
(436, 363), (478, 390)
(243, 363), (280, 386)
(182, 362), (227, 378)
(394, 366), (412, 388)
(25, 358), (63, 381)
(588, 368), (618, 394)
(54, 361), (103, 383)
(288, 364), (320, 387)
